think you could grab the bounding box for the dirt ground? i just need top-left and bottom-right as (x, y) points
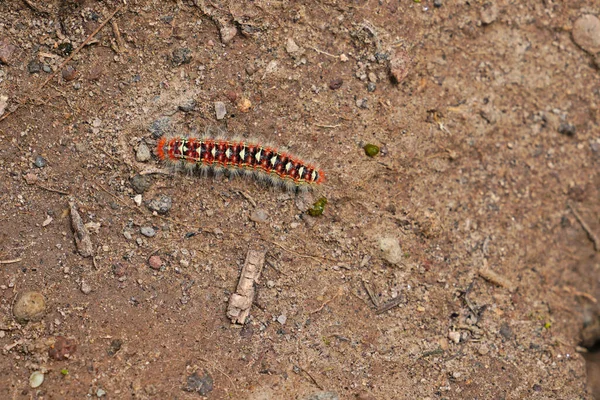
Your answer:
(1, 0), (600, 399)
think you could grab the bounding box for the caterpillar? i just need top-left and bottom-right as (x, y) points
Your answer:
(156, 136), (325, 190)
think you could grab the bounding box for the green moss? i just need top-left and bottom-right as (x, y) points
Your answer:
(307, 197), (327, 217)
(363, 144), (380, 157)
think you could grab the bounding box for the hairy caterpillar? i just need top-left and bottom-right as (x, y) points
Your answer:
(156, 136), (325, 190)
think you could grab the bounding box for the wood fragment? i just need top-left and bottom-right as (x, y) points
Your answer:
(0, 258), (22, 264)
(111, 20), (126, 53)
(36, 183), (70, 196)
(568, 203), (600, 252)
(478, 267), (515, 292)
(227, 250), (266, 324)
(69, 201), (94, 258)
(309, 288), (342, 314)
(375, 295), (404, 314)
(362, 278), (379, 307)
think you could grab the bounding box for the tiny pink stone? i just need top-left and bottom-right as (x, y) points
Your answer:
(148, 255), (163, 270)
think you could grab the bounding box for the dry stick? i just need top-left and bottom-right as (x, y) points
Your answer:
(0, 5), (125, 123)
(568, 203), (600, 252)
(309, 288), (342, 314)
(36, 183), (70, 196)
(309, 46), (338, 58)
(0, 258), (22, 264)
(298, 365), (324, 390)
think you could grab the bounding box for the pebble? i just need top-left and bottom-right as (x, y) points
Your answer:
(13, 291), (46, 323)
(178, 99), (197, 113)
(0, 41), (17, 64)
(184, 371), (214, 395)
(480, 1), (498, 25)
(237, 98), (252, 113)
(62, 65), (77, 81)
(0, 94), (7, 117)
(133, 194), (142, 206)
(140, 226), (156, 237)
(249, 209), (269, 223)
(172, 48), (192, 66)
(368, 72), (377, 83)
(80, 281), (92, 294)
(149, 117), (171, 139)
(214, 101), (227, 119)
(148, 255), (163, 270)
(146, 194), (172, 215)
(367, 82), (376, 92)
(277, 314), (287, 325)
(29, 371), (44, 388)
(573, 15), (600, 54)
(304, 392), (339, 400)
(96, 388), (106, 397)
(285, 38), (304, 58)
(136, 142), (151, 162)
(478, 344), (490, 355)
(433, 0), (443, 7)
(42, 64), (51, 73)
(379, 237), (403, 265)
(130, 174), (152, 194)
(266, 280), (275, 288)
(498, 322), (513, 340)
(34, 155), (47, 168)
(27, 60), (41, 74)
(329, 78), (343, 90)
(558, 122), (576, 137)
(356, 98), (368, 109)
(448, 331), (461, 344)
(389, 49), (411, 84)
(339, 53), (349, 62)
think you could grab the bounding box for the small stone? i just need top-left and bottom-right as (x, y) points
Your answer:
(62, 65), (77, 81)
(80, 281), (92, 294)
(573, 15), (600, 54)
(96, 388), (106, 397)
(42, 65), (51, 73)
(356, 391), (377, 400)
(13, 291), (46, 323)
(237, 98), (252, 113)
(140, 226), (156, 237)
(367, 82), (376, 92)
(42, 215), (53, 227)
(49, 336), (77, 360)
(478, 344), (490, 355)
(0, 94), (8, 117)
(148, 255), (163, 270)
(184, 371), (214, 395)
(0, 41), (17, 65)
(214, 101), (227, 120)
(498, 322), (513, 340)
(285, 38), (304, 58)
(304, 392), (339, 400)
(480, 2), (498, 25)
(130, 174), (152, 194)
(34, 155), (47, 168)
(356, 98), (368, 109)
(448, 331), (461, 344)
(433, 0), (443, 7)
(329, 78), (343, 90)
(133, 194), (142, 206)
(28, 60), (41, 74)
(24, 172), (38, 185)
(368, 72), (377, 83)
(379, 237), (403, 265)
(29, 371), (44, 388)
(136, 142), (151, 162)
(149, 117), (171, 139)
(249, 209), (268, 223)
(389, 49), (412, 84)
(146, 194), (172, 215)
(113, 263), (127, 277)
(277, 314), (287, 325)
(266, 280), (275, 288)
(178, 99), (196, 113)
(558, 122), (576, 137)
(172, 48), (192, 66)
(339, 54), (348, 62)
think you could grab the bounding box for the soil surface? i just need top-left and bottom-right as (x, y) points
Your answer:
(1, 1), (600, 399)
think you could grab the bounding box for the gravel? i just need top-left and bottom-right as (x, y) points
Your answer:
(148, 255), (163, 270)
(249, 209), (269, 223)
(136, 142), (151, 162)
(558, 123), (576, 137)
(146, 194), (172, 215)
(13, 291), (46, 323)
(140, 226), (156, 237)
(172, 48), (192, 66)
(214, 101), (227, 119)
(0, 41), (16, 64)
(184, 371), (213, 395)
(178, 99), (197, 113)
(130, 174), (152, 194)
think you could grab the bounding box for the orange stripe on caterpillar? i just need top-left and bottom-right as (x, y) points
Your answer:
(156, 136), (325, 189)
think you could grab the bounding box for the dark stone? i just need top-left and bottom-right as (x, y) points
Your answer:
(433, 0), (443, 7)
(146, 195), (172, 215)
(107, 339), (122, 356)
(172, 48), (192, 66)
(130, 174), (152, 194)
(28, 60), (41, 74)
(184, 371), (213, 395)
(329, 78), (343, 90)
(367, 82), (376, 92)
(558, 122), (576, 137)
(58, 42), (73, 56)
(34, 155), (47, 168)
(499, 322), (513, 340)
(149, 117), (171, 139)
(178, 99), (197, 113)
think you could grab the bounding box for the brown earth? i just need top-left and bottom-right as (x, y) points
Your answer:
(1, 1), (600, 399)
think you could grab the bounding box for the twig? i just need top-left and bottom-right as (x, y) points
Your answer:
(22, 0), (50, 14)
(238, 190), (257, 208)
(361, 278), (379, 307)
(266, 239), (338, 263)
(309, 46), (339, 58)
(309, 288), (342, 314)
(111, 20), (126, 53)
(36, 183), (70, 196)
(314, 123), (341, 129)
(298, 365), (323, 390)
(568, 203), (600, 252)
(375, 295), (404, 314)
(563, 286), (598, 304)
(0, 258), (22, 264)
